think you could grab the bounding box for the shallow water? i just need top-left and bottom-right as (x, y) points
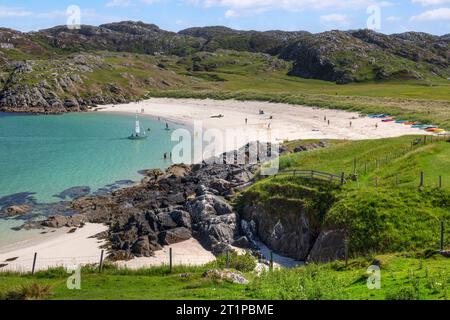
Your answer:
(0, 112), (179, 246)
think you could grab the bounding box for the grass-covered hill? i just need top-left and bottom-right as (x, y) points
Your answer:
(239, 136), (450, 258)
(1, 21), (449, 118)
(0, 252), (448, 300)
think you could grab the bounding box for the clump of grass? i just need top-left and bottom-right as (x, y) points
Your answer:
(249, 264), (349, 300)
(1, 283), (53, 300)
(385, 286), (420, 300)
(214, 251), (257, 272)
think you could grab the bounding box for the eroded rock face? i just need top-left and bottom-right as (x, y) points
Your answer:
(241, 204), (319, 260)
(307, 230), (346, 263)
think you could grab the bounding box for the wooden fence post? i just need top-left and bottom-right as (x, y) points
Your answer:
(31, 252), (37, 275)
(364, 162), (367, 175)
(340, 172), (345, 186)
(440, 222), (445, 252)
(420, 171), (424, 187)
(169, 248), (173, 273)
(99, 250), (104, 273)
(439, 176), (442, 190)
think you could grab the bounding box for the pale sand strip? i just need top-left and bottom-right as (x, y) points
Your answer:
(98, 98), (430, 142)
(0, 223), (107, 273)
(116, 238), (216, 270)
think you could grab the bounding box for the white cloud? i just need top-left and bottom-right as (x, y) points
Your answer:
(320, 13), (351, 26)
(410, 7), (450, 21)
(412, 0), (450, 6)
(190, 0), (392, 18)
(0, 6), (32, 17)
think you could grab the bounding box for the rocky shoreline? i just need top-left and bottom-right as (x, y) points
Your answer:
(5, 141), (342, 264)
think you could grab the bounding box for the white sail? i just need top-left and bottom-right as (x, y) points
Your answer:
(135, 119), (141, 135)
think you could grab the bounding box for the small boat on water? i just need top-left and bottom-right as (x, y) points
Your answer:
(128, 113), (148, 140)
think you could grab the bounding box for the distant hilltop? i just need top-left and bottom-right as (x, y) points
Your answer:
(0, 21), (449, 113)
(1, 21), (449, 84)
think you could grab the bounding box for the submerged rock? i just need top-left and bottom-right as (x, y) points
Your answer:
(53, 186), (91, 200)
(3, 205), (31, 216)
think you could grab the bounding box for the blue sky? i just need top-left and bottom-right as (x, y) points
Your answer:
(0, 0), (449, 35)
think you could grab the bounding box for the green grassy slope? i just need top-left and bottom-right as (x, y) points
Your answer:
(241, 136), (450, 255)
(0, 254), (448, 300)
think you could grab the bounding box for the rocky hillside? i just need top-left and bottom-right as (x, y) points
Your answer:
(0, 21), (449, 113)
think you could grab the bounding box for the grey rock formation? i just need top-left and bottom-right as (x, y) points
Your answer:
(307, 230), (346, 263)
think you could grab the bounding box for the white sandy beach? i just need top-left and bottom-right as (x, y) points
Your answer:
(0, 223), (107, 273)
(116, 238), (216, 269)
(99, 98), (430, 143)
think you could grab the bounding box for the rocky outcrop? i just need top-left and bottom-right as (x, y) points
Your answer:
(307, 230), (346, 263)
(2, 205), (31, 217)
(41, 214), (86, 228)
(1, 23), (448, 113)
(241, 203), (320, 260)
(35, 159), (258, 260)
(202, 269), (249, 285)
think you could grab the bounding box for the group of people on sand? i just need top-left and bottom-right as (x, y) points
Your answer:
(323, 114), (379, 129)
(164, 152), (172, 161)
(244, 109), (273, 129)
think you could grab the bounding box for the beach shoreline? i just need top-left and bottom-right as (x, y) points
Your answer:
(98, 97), (431, 143)
(0, 223), (108, 272)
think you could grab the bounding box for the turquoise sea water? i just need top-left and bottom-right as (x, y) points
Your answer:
(0, 112), (179, 246)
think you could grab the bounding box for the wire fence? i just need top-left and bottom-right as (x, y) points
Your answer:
(0, 249), (224, 274)
(278, 135), (449, 189)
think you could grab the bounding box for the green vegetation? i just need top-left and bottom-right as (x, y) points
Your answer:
(240, 136), (450, 256)
(0, 254), (448, 300)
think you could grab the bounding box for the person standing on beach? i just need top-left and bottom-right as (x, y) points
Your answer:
(328, 120), (330, 126)
(245, 118), (248, 125)
(350, 121), (353, 127)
